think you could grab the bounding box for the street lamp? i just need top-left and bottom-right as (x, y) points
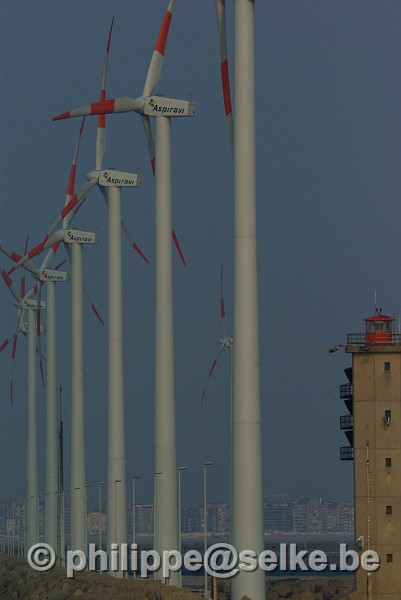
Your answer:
(178, 467), (188, 588)
(37, 494), (41, 543)
(74, 487), (80, 550)
(203, 461), (213, 599)
(59, 488), (68, 567)
(85, 484), (90, 551)
(114, 480), (122, 554)
(98, 481), (106, 552)
(2, 502), (5, 553)
(153, 472), (162, 555)
(132, 475), (140, 578)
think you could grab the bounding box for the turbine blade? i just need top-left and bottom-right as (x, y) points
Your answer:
(53, 96), (141, 121)
(40, 179), (96, 247)
(142, 115), (155, 174)
(20, 237), (29, 298)
(215, 0), (234, 151)
(220, 262), (227, 340)
(172, 229), (186, 268)
(96, 17), (115, 171)
(66, 117), (86, 202)
(39, 243), (61, 271)
(0, 245), (39, 277)
(121, 221), (149, 264)
(54, 259), (68, 271)
(8, 231), (65, 274)
(83, 284), (105, 326)
(143, 0), (175, 97)
(7, 253), (39, 277)
(1, 262), (20, 301)
(60, 178), (97, 232)
(0, 325), (19, 354)
(201, 343), (225, 406)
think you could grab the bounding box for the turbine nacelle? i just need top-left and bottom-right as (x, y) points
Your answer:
(17, 298), (46, 311)
(39, 269), (70, 283)
(64, 229), (100, 245)
(19, 322), (44, 333)
(144, 96), (195, 117)
(86, 169), (142, 188)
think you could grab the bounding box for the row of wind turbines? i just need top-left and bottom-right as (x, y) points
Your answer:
(1, 1), (264, 599)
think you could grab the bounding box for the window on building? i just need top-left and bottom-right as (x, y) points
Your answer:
(386, 505), (393, 515)
(384, 362), (391, 371)
(387, 554), (393, 563)
(385, 457), (392, 468)
(385, 410), (392, 419)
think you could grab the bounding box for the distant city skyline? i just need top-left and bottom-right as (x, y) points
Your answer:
(1, 494), (355, 554)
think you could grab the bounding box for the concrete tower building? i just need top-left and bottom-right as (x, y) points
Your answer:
(338, 309), (401, 599)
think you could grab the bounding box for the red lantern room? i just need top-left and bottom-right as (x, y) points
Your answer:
(364, 308), (395, 345)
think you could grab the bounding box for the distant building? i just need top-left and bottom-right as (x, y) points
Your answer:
(135, 504), (154, 535)
(263, 498), (293, 532)
(86, 512), (106, 536)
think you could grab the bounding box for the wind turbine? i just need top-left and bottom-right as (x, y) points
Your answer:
(201, 263), (233, 406)
(53, 2), (194, 585)
(54, 17), (146, 565)
(1, 254), (45, 554)
(214, 2), (266, 597)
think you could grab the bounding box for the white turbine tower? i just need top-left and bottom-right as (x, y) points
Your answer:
(215, 4), (265, 595)
(231, 1), (264, 598)
(53, 2), (194, 585)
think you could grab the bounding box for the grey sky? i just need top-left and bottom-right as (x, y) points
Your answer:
(1, 1), (400, 512)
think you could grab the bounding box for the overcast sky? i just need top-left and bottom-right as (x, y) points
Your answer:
(1, 1), (400, 513)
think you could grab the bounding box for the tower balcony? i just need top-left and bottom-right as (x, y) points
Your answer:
(340, 414), (354, 430)
(340, 446), (353, 461)
(340, 383), (353, 399)
(347, 332), (401, 349)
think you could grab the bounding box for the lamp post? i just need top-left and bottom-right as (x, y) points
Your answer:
(17, 499), (21, 556)
(85, 484), (90, 551)
(2, 502), (4, 553)
(11, 500), (15, 556)
(203, 461), (213, 599)
(25, 496), (34, 555)
(37, 494), (41, 543)
(99, 481), (106, 551)
(153, 472), (162, 561)
(178, 467), (188, 588)
(114, 479), (122, 575)
(74, 487), (80, 550)
(59, 488), (67, 567)
(132, 475), (140, 578)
